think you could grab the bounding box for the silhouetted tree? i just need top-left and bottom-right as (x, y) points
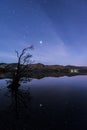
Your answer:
(8, 46), (33, 89)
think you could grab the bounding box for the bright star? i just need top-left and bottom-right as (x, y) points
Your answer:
(40, 41), (43, 44)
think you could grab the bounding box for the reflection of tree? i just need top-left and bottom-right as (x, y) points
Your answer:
(7, 87), (31, 117)
(0, 78), (33, 129)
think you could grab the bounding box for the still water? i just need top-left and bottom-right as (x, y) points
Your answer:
(0, 76), (87, 130)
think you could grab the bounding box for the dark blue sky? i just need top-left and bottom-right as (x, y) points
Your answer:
(0, 0), (87, 65)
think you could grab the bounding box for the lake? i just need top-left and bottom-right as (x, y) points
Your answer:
(0, 75), (87, 129)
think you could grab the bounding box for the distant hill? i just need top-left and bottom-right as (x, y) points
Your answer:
(0, 63), (87, 79)
(0, 63), (87, 73)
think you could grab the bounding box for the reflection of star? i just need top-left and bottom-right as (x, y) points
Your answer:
(40, 41), (43, 44)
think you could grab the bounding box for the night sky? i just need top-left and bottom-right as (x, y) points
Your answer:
(0, 0), (87, 65)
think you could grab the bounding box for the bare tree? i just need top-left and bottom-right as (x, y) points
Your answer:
(8, 46), (33, 89)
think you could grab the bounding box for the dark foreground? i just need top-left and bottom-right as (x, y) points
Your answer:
(0, 76), (87, 129)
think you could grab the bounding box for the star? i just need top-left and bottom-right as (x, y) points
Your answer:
(39, 41), (43, 44)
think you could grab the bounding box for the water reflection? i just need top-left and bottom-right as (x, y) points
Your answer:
(0, 78), (32, 129)
(1, 71), (87, 79)
(0, 76), (87, 129)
